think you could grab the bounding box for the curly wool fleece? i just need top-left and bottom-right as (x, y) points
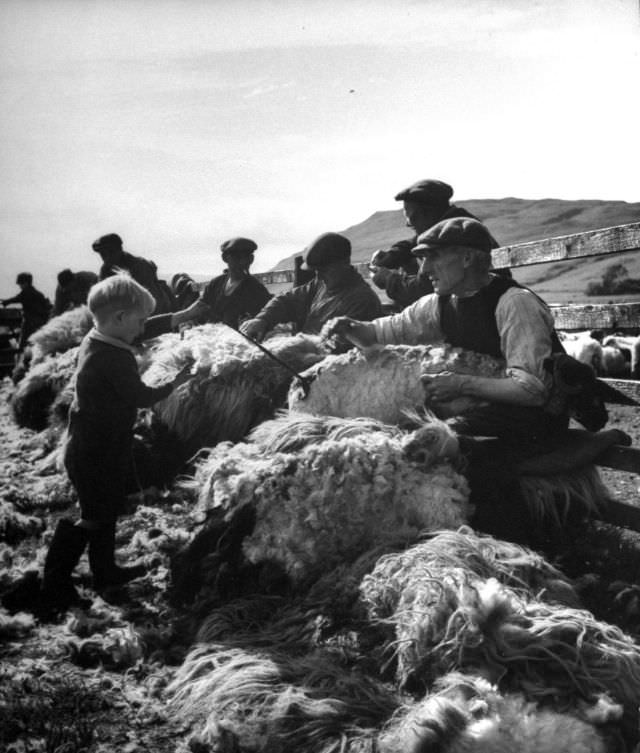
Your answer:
(188, 415), (470, 585)
(288, 342), (506, 424)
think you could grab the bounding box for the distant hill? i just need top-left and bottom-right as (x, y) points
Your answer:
(272, 198), (640, 302)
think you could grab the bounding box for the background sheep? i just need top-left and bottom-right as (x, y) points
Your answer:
(558, 331), (603, 375)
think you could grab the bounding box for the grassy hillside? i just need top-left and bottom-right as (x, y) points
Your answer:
(273, 198), (640, 303)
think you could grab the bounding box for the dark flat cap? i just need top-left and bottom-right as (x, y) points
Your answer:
(92, 233), (123, 253)
(394, 179), (453, 204)
(220, 237), (258, 256)
(412, 217), (494, 255)
(303, 232), (351, 269)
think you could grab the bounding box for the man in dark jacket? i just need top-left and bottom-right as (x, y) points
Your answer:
(170, 237), (272, 331)
(240, 232), (382, 341)
(53, 268), (99, 316)
(92, 233), (174, 314)
(1, 273), (52, 349)
(370, 179), (502, 309)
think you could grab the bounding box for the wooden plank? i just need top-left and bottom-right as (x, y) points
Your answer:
(596, 444), (640, 473)
(491, 222), (640, 269)
(550, 302), (640, 331)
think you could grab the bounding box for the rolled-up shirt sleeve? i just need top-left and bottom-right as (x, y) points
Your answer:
(495, 288), (555, 401)
(372, 294), (444, 345)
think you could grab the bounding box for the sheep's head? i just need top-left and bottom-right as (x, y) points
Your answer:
(401, 412), (460, 466)
(544, 353), (637, 431)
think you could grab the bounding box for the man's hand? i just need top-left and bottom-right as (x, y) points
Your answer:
(421, 372), (469, 404)
(240, 318), (267, 342)
(323, 317), (377, 349)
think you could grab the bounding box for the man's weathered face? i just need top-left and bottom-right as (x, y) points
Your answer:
(418, 246), (467, 295)
(315, 260), (348, 287)
(224, 250), (254, 275)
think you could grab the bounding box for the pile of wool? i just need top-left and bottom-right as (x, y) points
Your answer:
(360, 528), (581, 688)
(29, 305), (92, 364)
(185, 412), (469, 585)
(141, 324), (326, 454)
(9, 346), (79, 430)
(288, 342), (505, 424)
(168, 643), (399, 752)
(378, 671), (621, 753)
(362, 537), (640, 740)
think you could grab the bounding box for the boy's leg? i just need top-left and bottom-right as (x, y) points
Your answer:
(88, 519), (147, 590)
(41, 518), (89, 610)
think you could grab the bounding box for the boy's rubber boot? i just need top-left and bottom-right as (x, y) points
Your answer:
(88, 522), (147, 591)
(40, 518), (89, 617)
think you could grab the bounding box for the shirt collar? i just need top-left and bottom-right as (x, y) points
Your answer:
(89, 327), (137, 354)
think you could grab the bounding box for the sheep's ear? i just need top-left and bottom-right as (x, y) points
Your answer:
(594, 379), (639, 406)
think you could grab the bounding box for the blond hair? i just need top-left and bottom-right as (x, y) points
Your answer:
(88, 273), (156, 322)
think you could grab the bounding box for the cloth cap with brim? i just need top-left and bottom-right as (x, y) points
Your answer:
(394, 179), (454, 205)
(412, 217), (494, 256)
(92, 233), (123, 253)
(301, 232), (351, 269)
(220, 237), (258, 257)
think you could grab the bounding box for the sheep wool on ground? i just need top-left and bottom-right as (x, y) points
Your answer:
(288, 342), (506, 424)
(141, 324), (326, 454)
(185, 412), (470, 585)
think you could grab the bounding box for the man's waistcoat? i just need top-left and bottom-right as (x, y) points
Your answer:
(438, 276), (563, 358)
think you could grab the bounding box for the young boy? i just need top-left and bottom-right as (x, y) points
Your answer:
(41, 274), (190, 610)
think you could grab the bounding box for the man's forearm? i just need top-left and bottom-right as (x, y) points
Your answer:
(459, 374), (545, 407)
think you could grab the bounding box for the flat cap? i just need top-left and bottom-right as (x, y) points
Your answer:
(220, 237), (258, 256)
(303, 232), (351, 269)
(412, 217), (494, 256)
(92, 233), (123, 253)
(394, 179), (453, 205)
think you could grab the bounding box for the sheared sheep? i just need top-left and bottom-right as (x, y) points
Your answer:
(288, 342), (505, 424)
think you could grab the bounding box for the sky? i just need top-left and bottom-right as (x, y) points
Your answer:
(1, 0), (639, 300)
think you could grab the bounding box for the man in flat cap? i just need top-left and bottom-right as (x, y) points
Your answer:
(92, 233), (174, 315)
(53, 268), (99, 316)
(240, 232), (381, 342)
(370, 179), (502, 309)
(327, 217), (566, 442)
(168, 237), (271, 331)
